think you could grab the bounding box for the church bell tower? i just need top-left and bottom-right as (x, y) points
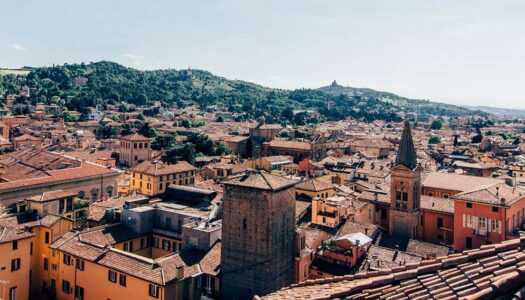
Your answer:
(389, 119), (421, 239)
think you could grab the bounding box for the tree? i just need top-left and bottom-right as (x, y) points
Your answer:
(472, 126), (483, 144)
(215, 142), (234, 155)
(162, 144), (196, 165)
(121, 123), (135, 136)
(428, 136), (441, 144)
(430, 119), (442, 130)
(513, 137), (521, 145)
(138, 122), (157, 138)
(180, 119), (191, 128)
(98, 124), (117, 139)
(151, 133), (177, 150)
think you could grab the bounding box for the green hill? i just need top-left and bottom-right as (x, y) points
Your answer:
(318, 81), (478, 119)
(0, 61), (484, 124)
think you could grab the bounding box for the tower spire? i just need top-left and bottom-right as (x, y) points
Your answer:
(395, 119), (418, 170)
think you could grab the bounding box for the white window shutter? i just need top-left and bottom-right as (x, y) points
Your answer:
(463, 214), (466, 227)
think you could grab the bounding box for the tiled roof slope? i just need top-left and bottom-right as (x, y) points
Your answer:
(260, 237), (525, 300)
(224, 171), (297, 191)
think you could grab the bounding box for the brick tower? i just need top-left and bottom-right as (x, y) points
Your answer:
(389, 119), (421, 239)
(221, 171), (296, 299)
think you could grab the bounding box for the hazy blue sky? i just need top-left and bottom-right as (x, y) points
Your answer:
(1, 0), (524, 109)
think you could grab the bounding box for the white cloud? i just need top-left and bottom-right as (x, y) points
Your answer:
(12, 43), (26, 51)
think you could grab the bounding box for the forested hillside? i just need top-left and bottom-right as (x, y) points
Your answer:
(0, 61), (483, 124)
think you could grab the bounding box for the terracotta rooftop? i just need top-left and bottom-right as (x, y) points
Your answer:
(421, 195), (454, 214)
(422, 172), (502, 193)
(119, 133), (151, 141)
(50, 226), (216, 286)
(130, 160), (197, 176)
(26, 190), (78, 202)
(261, 237), (525, 300)
(296, 178), (334, 192)
(269, 140), (312, 151)
(223, 171), (297, 191)
(0, 226), (34, 244)
(452, 182), (525, 206)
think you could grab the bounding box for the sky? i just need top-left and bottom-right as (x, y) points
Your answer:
(1, 0), (524, 109)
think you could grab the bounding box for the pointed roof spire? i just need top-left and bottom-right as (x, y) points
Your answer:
(395, 119), (418, 170)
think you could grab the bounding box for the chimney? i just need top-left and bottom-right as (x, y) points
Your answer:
(176, 264), (184, 279)
(393, 244), (399, 261)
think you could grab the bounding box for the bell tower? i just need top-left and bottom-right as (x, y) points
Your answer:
(389, 119), (421, 239)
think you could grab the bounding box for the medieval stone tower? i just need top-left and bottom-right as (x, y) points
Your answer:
(221, 171), (296, 299)
(389, 119), (421, 239)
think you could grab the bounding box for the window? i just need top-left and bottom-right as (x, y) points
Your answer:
(437, 218), (444, 228)
(124, 242), (133, 252)
(9, 287), (16, 300)
(75, 286), (84, 300)
(479, 217), (486, 230)
(76, 259), (84, 271)
(62, 280), (71, 294)
(243, 218), (247, 230)
(466, 215), (473, 228)
(166, 217), (172, 228)
(63, 254), (71, 266)
(443, 194), (449, 199)
(492, 206), (499, 213)
(11, 258), (20, 271)
(492, 219), (498, 231)
(44, 258), (49, 270)
(30, 242), (33, 255)
(162, 239), (170, 251)
(52, 264), (58, 271)
(119, 274), (127, 287)
(427, 192), (434, 196)
(45, 231), (50, 244)
(12, 240), (18, 250)
(149, 284), (159, 298)
(140, 238), (146, 249)
(466, 202), (472, 208)
(437, 234), (444, 240)
(108, 270), (117, 283)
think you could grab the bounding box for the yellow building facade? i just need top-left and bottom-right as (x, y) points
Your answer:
(129, 160), (197, 196)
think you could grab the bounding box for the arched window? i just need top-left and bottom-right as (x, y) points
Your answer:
(91, 188), (99, 200)
(78, 191), (85, 199)
(106, 186), (114, 197)
(243, 218), (247, 230)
